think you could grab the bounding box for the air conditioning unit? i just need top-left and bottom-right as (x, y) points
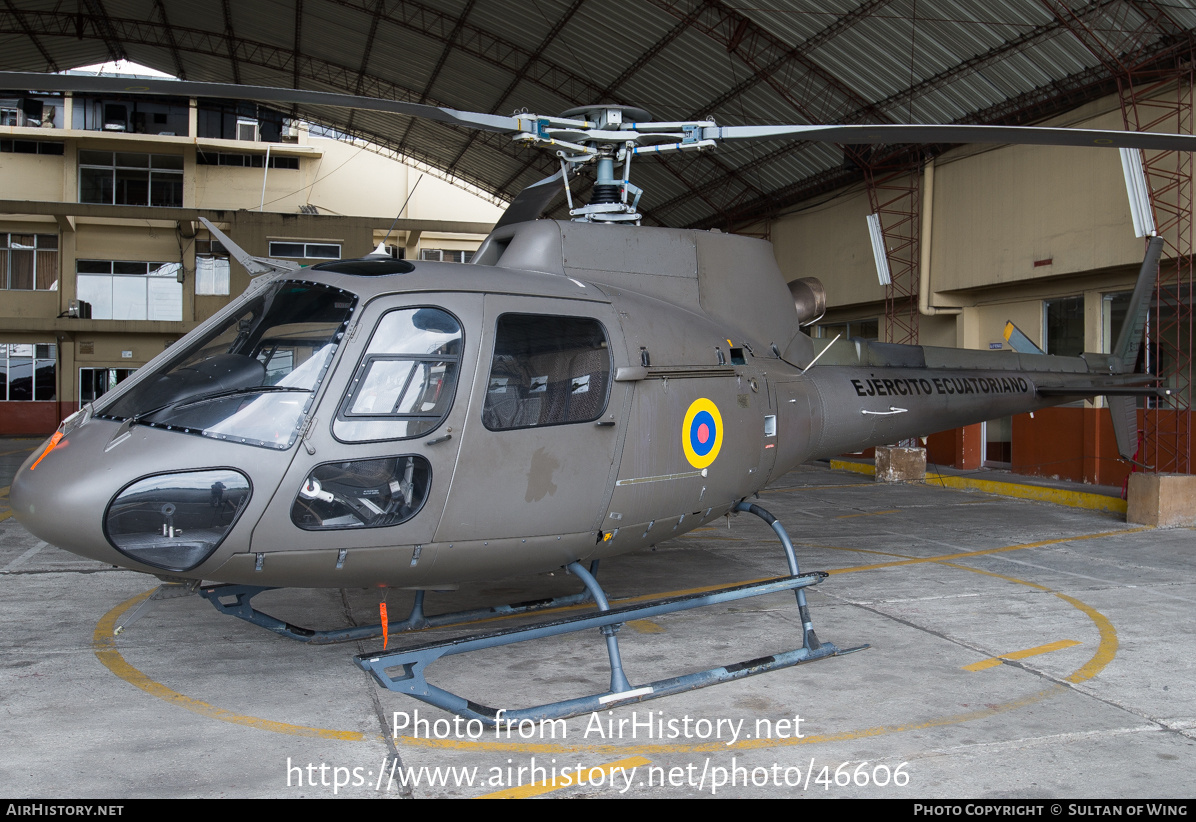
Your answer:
(68, 299), (92, 319)
(236, 118), (259, 142)
(280, 124), (299, 142)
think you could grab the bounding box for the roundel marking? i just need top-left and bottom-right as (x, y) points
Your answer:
(682, 398), (723, 469)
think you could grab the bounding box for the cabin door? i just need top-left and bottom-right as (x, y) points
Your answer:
(436, 295), (628, 542)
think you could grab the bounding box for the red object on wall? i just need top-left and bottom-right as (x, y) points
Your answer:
(956, 424), (983, 470)
(1012, 407), (1130, 487)
(0, 402), (60, 436)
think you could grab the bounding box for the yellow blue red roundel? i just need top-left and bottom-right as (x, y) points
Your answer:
(682, 398), (723, 469)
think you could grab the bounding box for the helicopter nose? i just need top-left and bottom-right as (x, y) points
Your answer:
(10, 427), (124, 567)
(12, 422), (255, 575)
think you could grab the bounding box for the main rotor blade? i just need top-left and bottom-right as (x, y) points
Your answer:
(0, 71), (520, 134)
(198, 217), (301, 278)
(705, 123), (1196, 153)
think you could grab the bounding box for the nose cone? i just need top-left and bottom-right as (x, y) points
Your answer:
(10, 426), (127, 567)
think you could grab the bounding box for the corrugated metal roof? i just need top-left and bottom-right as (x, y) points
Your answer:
(2, 0), (1194, 228)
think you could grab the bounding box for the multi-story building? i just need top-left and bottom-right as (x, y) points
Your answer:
(0, 75), (501, 436)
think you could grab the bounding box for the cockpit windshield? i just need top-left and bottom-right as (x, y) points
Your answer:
(99, 281), (357, 450)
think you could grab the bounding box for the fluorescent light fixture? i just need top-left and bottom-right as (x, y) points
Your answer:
(867, 212), (892, 285)
(1120, 147), (1156, 238)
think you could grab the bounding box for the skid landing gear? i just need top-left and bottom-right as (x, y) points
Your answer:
(197, 581), (594, 644)
(355, 502), (867, 724)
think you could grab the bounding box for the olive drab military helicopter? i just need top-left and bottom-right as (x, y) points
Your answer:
(3, 71), (1184, 722)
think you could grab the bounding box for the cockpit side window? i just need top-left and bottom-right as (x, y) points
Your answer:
(482, 314), (611, 431)
(333, 307), (462, 442)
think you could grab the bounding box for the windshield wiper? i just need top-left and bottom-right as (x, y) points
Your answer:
(130, 385), (311, 425)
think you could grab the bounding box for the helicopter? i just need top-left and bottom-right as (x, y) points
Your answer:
(2, 71), (1184, 722)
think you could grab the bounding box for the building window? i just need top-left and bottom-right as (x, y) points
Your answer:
(195, 256), (230, 296)
(269, 241), (340, 259)
(0, 343), (56, 401)
(419, 249), (473, 263)
(78, 151), (184, 207)
(195, 239), (231, 296)
(1102, 291), (1134, 355)
(76, 261), (183, 321)
(0, 139), (65, 155)
(79, 367), (136, 404)
(196, 150), (299, 169)
(1045, 296), (1084, 357)
(815, 318), (878, 340)
(1, 234), (58, 290)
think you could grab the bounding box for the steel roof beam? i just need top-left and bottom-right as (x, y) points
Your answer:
(220, 0), (241, 85)
(317, 0), (730, 215)
(291, 0), (303, 119)
(444, 0), (587, 175)
(344, 0), (388, 133)
(319, 0), (606, 102)
(649, 0), (889, 221)
(654, 3), (1182, 228)
(1041, 0), (1187, 77)
(397, 0), (478, 145)
(353, 0), (384, 94)
(865, 0), (1119, 122)
(151, 0), (186, 80)
(681, 0), (894, 123)
(2, 0), (58, 72)
(651, 0), (887, 125)
(593, 1), (709, 102)
(79, 0), (127, 63)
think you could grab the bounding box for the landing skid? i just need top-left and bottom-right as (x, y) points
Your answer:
(355, 502), (867, 723)
(197, 581), (594, 644)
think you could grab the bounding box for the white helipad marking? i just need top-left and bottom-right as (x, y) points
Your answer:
(2, 541), (47, 573)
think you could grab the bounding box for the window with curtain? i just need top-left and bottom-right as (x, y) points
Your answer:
(1, 234), (58, 290)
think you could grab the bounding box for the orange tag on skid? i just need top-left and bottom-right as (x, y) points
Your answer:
(380, 602), (389, 650)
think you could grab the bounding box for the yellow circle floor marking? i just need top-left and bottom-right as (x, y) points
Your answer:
(94, 528), (1125, 752)
(94, 589), (366, 742)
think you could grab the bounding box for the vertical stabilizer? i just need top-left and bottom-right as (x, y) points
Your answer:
(1109, 395), (1140, 462)
(1113, 235), (1164, 372)
(1109, 235), (1164, 461)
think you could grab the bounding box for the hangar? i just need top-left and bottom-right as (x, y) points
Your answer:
(2, 0), (1195, 485)
(2, 2), (1196, 800)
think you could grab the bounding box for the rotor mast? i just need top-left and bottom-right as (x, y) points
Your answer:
(512, 104), (716, 224)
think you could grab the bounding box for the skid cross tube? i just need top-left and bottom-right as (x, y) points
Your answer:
(355, 572), (844, 723)
(197, 581), (594, 644)
(356, 505), (864, 724)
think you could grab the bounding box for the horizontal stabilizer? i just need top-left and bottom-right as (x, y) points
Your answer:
(1037, 382), (1169, 463)
(1003, 321), (1044, 355)
(1037, 385), (1171, 398)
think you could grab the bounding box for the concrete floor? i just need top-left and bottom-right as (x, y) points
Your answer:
(1, 435), (1194, 799)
